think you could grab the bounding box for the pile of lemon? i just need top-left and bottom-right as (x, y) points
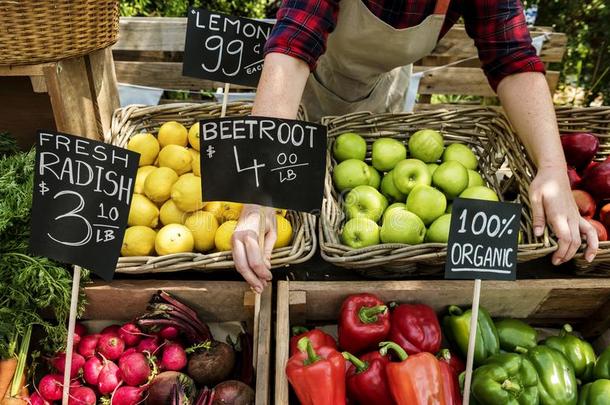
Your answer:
(121, 121), (293, 257)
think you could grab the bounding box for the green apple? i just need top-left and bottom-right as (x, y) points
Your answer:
(442, 143), (478, 170)
(333, 132), (367, 162)
(333, 159), (371, 192)
(467, 169), (485, 187)
(344, 185), (388, 222)
(432, 161), (469, 199)
(459, 186), (499, 201)
(380, 207), (426, 244)
(368, 166), (381, 189)
(427, 163), (439, 176)
(426, 213), (452, 243)
(382, 202), (406, 223)
(372, 138), (407, 171)
(408, 129), (444, 162)
(406, 185), (447, 225)
(341, 217), (380, 248)
(380, 171), (407, 202)
(393, 159), (431, 195)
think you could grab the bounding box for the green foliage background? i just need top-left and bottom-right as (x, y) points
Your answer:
(120, 0), (269, 18)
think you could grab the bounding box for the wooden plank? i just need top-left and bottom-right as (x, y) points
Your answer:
(86, 47), (121, 138)
(29, 76), (47, 93)
(275, 282), (291, 405)
(255, 286), (272, 405)
(0, 64), (49, 77)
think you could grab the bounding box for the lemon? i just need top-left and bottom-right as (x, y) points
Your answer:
(159, 199), (188, 225)
(185, 211), (219, 252)
(215, 220), (237, 251)
(155, 224), (194, 255)
(189, 149), (201, 176)
(275, 214), (293, 248)
(127, 133), (160, 166)
(188, 123), (200, 151)
(144, 167), (179, 204)
(121, 226), (156, 256)
(276, 208), (288, 217)
(158, 121), (188, 147)
(204, 201), (243, 223)
(134, 166), (156, 194)
(158, 145), (192, 175)
(171, 173), (205, 212)
(128, 194), (159, 228)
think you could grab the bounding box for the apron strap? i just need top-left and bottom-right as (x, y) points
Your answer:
(433, 0), (451, 15)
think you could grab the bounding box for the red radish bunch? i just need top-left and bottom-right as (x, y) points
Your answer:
(97, 334), (126, 360)
(68, 386), (96, 405)
(119, 323), (143, 347)
(51, 352), (86, 378)
(160, 343), (187, 371)
(39, 374), (63, 402)
(119, 352), (152, 386)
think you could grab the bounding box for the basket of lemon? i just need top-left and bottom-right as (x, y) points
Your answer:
(106, 102), (316, 274)
(319, 108), (556, 278)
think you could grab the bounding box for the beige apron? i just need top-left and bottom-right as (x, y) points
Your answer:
(302, 0), (450, 121)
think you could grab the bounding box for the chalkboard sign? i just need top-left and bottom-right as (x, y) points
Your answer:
(200, 117), (327, 212)
(445, 198), (522, 281)
(29, 131), (139, 280)
(183, 8), (273, 87)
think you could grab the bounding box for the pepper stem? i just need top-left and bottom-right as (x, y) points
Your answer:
(501, 379), (522, 393)
(379, 341), (408, 361)
(438, 348), (452, 361)
(342, 352), (369, 373)
(291, 326), (309, 336)
(448, 305), (463, 316)
(299, 337), (320, 365)
(359, 305), (387, 324)
(514, 346), (529, 354)
(561, 324), (574, 336)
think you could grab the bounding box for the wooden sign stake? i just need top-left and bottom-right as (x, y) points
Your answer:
(62, 265), (82, 404)
(462, 278), (482, 405)
(220, 83), (230, 118)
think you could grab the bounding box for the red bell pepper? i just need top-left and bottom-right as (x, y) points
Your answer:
(380, 341), (447, 405)
(343, 351), (395, 405)
(438, 350), (462, 405)
(289, 326), (337, 356)
(438, 349), (466, 375)
(388, 303), (442, 354)
(286, 337), (346, 405)
(338, 293), (390, 354)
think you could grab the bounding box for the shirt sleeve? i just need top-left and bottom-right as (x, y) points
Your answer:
(264, 0), (340, 70)
(461, 0), (546, 91)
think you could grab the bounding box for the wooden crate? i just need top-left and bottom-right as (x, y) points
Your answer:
(275, 279), (610, 404)
(83, 280), (272, 405)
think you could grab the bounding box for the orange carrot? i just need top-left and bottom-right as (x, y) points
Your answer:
(0, 358), (17, 400)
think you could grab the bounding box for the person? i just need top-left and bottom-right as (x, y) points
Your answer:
(230, 0), (599, 292)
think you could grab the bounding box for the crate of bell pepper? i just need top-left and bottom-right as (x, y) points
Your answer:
(275, 279), (610, 404)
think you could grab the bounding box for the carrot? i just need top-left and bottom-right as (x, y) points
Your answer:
(0, 358), (17, 400)
(0, 371), (27, 405)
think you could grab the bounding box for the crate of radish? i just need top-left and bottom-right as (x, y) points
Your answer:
(32, 281), (271, 405)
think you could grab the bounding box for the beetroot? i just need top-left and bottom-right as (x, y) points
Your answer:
(29, 392), (50, 405)
(137, 337), (160, 354)
(98, 360), (122, 395)
(39, 374), (63, 401)
(161, 343), (187, 371)
(187, 341), (235, 387)
(52, 352), (86, 378)
(68, 386), (96, 405)
(78, 334), (101, 358)
(111, 386), (146, 405)
(159, 326), (179, 340)
(83, 356), (104, 386)
(97, 335), (125, 361)
(119, 323), (142, 347)
(212, 380), (255, 405)
(147, 372), (195, 405)
(101, 325), (121, 336)
(119, 352), (152, 386)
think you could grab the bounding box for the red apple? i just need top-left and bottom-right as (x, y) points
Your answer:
(581, 161), (610, 200)
(600, 203), (610, 228)
(587, 218), (608, 242)
(572, 190), (596, 218)
(582, 161), (599, 177)
(567, 167), (582, 189)
(560, 132), (599, 170)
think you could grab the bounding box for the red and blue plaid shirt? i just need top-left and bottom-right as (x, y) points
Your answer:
(264, 0), (545, 90)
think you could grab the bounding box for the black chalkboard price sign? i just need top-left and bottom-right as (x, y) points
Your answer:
(445, 198), (522, 281)
(200, 117), (327, 212)
(29, 131), (139, 280)
(182, 8), (273, 87)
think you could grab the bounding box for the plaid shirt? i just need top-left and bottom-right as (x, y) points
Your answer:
(264, 0), (545, 90)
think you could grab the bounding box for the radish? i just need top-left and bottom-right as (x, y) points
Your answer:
(101, 325), (121, 336)
(121, 347), (138, 359)
(83, 356), (104, 386)
(160, 343), (187, 371)
(159, 326), (179, 340)
(68, 386), (96, 405)
(98, 360), (122, 395)
(111, 386), (146, 405)
(51, 352), (86, 378)
(119, 323), (143, 347)
(119, 352), (152, 386)
(137, 337), (160, 354)
(78, 334), (101, 358)
(75, 323), (88, 337)
(39, 374), (63, 401)
(29, 392), (50, 405)
(98, 335), (125, 360)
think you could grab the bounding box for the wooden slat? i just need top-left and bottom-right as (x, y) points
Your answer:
(275, 282), (291, 405)
(0, 64), (50, 77)
(86, 47), (121, 138)
(255, 286), (272, 405)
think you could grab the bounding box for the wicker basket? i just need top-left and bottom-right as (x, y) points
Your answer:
(106, 102), (316, 274)
(0, 0), (119, 66)
(319, 108), (556, 278)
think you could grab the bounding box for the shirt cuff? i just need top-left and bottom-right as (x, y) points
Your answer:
(264, 47), (318, 72)
(486, 55), (547, 91)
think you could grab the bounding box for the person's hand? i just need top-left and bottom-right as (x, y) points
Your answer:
(529, 166), (598, 265)
(231, 204), (277, 292)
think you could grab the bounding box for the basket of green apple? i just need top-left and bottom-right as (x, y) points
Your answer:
(319, 108), (556, 278)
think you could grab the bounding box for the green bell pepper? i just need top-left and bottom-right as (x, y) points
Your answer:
(544, 324), (596, 382)
(594, 347), (610, 380)
(495, 319), (538, 352)
(525, 345), (578, 405)
(578, 379), (610, 405)
(444, 305), (500, 366)
(471, 352), (539, 405)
